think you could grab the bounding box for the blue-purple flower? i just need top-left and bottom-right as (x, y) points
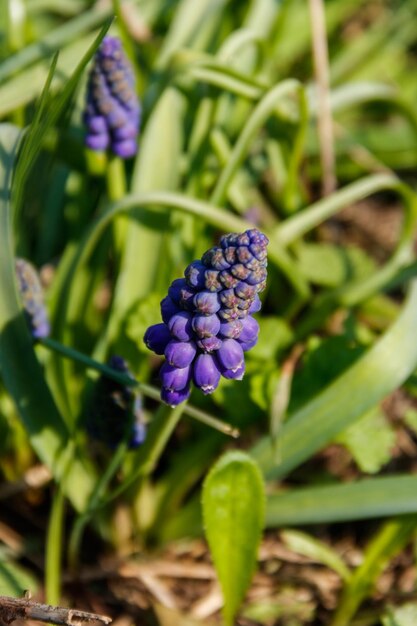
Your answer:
(15, 258), (50, 340)
(87, 356), (146, 449)
(83, 36), (141, 159)
(144, 229), (268, 406)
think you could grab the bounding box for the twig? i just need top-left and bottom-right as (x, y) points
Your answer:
(0, 596), (112, 626)
(308, 0), (336, 196)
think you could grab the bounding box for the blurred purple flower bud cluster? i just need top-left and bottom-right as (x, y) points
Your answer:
(15, 258), (50, 340)
(144, 229), (268, 406)
(87, 356), (146, 449)
(83, 36), (141, 159)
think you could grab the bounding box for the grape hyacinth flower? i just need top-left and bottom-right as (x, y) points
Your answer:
(87, 356), (146, 449)
(15, 258), (50, 339)
(83, 36), (141, 159)
(144, 229), (268, 406)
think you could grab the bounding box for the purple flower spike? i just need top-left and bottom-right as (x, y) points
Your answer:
(216, 339), (244, 372)
(193, 354), (221, 394)
(143, 228), (268, 405)
(165, 340), (197, 368)
(15, 259), (50, 340)
(161, 385), (191, 407)
(167, 311), (193, 341)
(160, 362), (192, 391)
(192, 313), (221, 338)
(144, 323), (171, 355)
(84, 35), (140, 159)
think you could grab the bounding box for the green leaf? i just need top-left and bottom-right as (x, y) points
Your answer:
(248, 316), (293, 361)
(330, 516), (417, 626)
(0, 123), (94, 512)
(251, 279), (417, 480)
(109, 87), (186, 345)
(288, 334), (365, 415)
(0, 552), (39, 596)
(295, 242), (376, 287)
(281, 530), (351, 582)
(265, 475), (417, 527)
(336, 407), (396, 474)
(202, 451), (265, 626)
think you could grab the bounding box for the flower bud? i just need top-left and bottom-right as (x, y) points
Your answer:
(238, 316), (259, 344)
(216, 338), (244, 373)
(219, 361), (245, 380)
(193, 291), (221, 314)
(160, 362), (192, 391)
(196, 336), (223, 352)
(165, 340), (197, 368)
(167, 311), (193, 341)
(193, 354), (221, 394)
(144, 323), (171, 355)
(160, 296), (180, 324)
(161, 385), (191, 407)
(191, 313), (221, 338)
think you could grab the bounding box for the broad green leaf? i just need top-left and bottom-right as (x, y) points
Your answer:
(202, 451), (265, 626)
(248, 317), (293, 362)
(251, 279), (417, 480)
(265, 475), (417, 527)
(336, 407), (396, 474)
(281, 530), (351, 582)
(295, 242), (375, 287)
(0, 124), (94, 512)
(288, 334), (365, 415)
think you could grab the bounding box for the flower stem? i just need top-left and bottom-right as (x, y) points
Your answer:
(68, 440), (129, 571)
(100, 403), (186, 506)
(106, 155), (126, 201)
(45, 484), (65, 603)
(39, 337), (239, 437)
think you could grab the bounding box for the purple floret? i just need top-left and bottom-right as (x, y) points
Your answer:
(193, 354), (221, 394)
(160, 362), (192, 391)
(165, 340), (197, 368)
(144, 323), (171, 355)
